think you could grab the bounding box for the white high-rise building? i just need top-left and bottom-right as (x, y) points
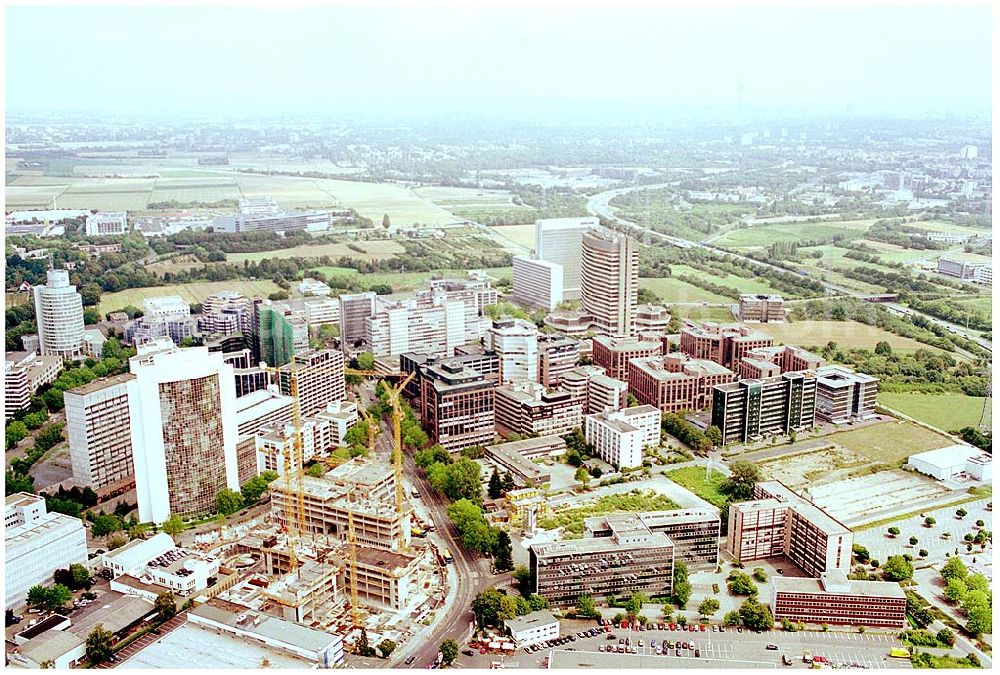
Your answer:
(583, 406), (660, 469)
(486, 318), (540, 384)
(127, 338), (239, 524)
(534, 217), (598, 300)
(512, 256), (564, 311)
(5, 493), (87, 609)
(33, 269), (85, 359)
(580, 228), (638, 337)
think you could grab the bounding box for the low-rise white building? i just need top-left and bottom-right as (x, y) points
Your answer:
(504, 609), (560, 646)
(85, 211), (128, 236)
(143, 295), (191, 321)
(298, 278), (333, 296)
(8, 630), (86, 669)
(5, 493), (88, 609)
(908, 445), (992, 483)
(102, 532), (221, 599)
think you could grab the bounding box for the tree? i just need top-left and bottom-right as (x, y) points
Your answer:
(940, 556), (968, 582)
(6, 420), (28, 449)
(215, 488), (244, 516)
(70, 563), (91, 589)
(705, 425), (723, 448)
(944, 578), (968, 603)
(377, 639), (396, 658)
(91, 513), (122, 537)
(414, 444), (451, 469)
(720, 461), (762, 500)
(852, 544), (871, 563)
(440, 639), (459, 665)
(382, 214), (391, 230)
(154, 591), (177, 622)
(501, 472), (515, 494)
(698, 598), (720, 618)
(887, 527), (900, 537)
(356, 627), (375, 656)
(513, 566), (533, 598)
(738, 598), (774, 631)
(673, 582), (692, 608)
(965, 573), (989, 592)
(956, 508), (967, 519)
(936, 628), (955, 647)
(575, 594), (600, 619)
(909, 536), (919, 546)
(161, 514), (185, 537)
(882, 555), (914, 582)
(924, 517), (936, 527)
(527, 594), (548, 611)
(918, 549), (928, 558)
(674, 560), (689, 586)
(963, 590), (992, 635)
(355, 352), (375, 371)
(472, 588), (517, 629)
(241, 471), (278, 504)
(493, 530), (514, 573)
(975, 519), (985, 528)
(488, 468), (503, 500)
(874, 341), (893, 356)
(625, 591), (647, 616)
(86, 625), (115, 665)
(574, 466), (591, 486)
(723, 610), (740, 626)
(727, 572), (758, 596)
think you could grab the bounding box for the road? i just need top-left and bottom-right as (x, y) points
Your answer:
(391, 450), (496, 667)
(586, 185), (993, 353)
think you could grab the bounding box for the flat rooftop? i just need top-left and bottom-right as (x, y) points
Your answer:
(772, 575), (906, 599)
(353, 546), (418, 571)
(64, 372), (135, 396)
(753, 482), (851, 536)
(488, 435), (566, 455)
(532, 531), (672, 558)
(505, 609), (558, 632)
(119, 621), (311, 669)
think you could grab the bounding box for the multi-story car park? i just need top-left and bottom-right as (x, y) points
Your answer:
(583, 509), (720, 571)
(530, 514), (674, 607)
(770, 572), (907, 629)
(726, 482), (852, 580)
(710, 371), (818, 445)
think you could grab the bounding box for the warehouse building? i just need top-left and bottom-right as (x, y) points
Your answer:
(907, 445), (992, 483)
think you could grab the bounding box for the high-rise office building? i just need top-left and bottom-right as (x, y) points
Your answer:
(415, 359), (496, 453)
(591, 334), (662, 382)
(560, 366), (629, 415)
(64, 374), (137, 495)
(580, 228), (638, 337)
(128, 339), (239, 524)
(495, 380), (583, 438)
(711, 371), (818, 445)
(679, 322), (774, 369)
(512, 256), (564, 311)
(629, 353), (736, 413)
(278, 348), (346, 418)
(33, 269), (85, 359)
(339, 292), (377, 354)
(5, 351), (61, 420)
(485, 318), (540, 384)
(534, 217), (598, 300)
(738, 294), (785, 323)
(584, 406), (661, 469)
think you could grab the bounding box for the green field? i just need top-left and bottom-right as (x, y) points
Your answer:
(97, 280), (281, 314)
(639, 277), (733, 304)
(664, 466), (728, 507)
(877, 392), (987, 432)
(669, 305), (737, 322)
(765, 320), (949, 353)
(313, 266), (511, 293)
(227, 240), (405, 264)
(823, 421), (953, 464)
(714, 219), (876, 249)
(954, 293), (993, 316)
(670, 264), (797, 297)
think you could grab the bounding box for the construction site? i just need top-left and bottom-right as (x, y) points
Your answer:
(184, 369), (450, 660)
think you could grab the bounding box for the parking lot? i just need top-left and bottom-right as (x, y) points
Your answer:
(451, 618), (914, 670)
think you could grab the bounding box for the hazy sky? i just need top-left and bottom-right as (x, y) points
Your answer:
(5, 4), (993, 119)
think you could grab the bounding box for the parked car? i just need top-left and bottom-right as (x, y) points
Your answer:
(695, 649), (701, 658)
(405, 656), (416, 665)
(766, 645), (779, 651)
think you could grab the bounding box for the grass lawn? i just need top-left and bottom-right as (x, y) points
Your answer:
(669, 305), (738, 322)
(640, 277), (733, 304)
(227, 240), (405, 263)
(98, 280), (281, 314)
(489, 223), (536, 249)
(954, 293), (992, 320)
(663, 466), (728, 507)
(823, 421), (953, 464)
(877, 392), (987, 432)
(765, 320), (949, 354)
(714, 219), (875, 249)
(538, 489), (679, 538)
(313, 266), (511, 292)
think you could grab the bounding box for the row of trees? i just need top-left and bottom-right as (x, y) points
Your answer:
(940, 557), (992, 636)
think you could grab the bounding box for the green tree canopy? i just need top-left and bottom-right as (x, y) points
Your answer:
(738, 598), (774, 631)
(882, 555), (914, 582)
(86, 625), (115, 664)
(215, 488), (245, 516)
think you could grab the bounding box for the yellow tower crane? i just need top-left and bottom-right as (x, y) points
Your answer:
(269, 362), (308, 571)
